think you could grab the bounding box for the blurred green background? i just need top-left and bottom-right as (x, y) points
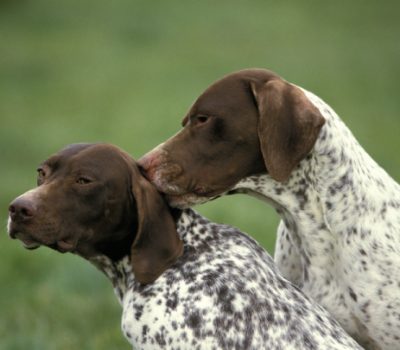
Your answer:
(1, 0), (399, 349)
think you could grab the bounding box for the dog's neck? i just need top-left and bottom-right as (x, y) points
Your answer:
(77, 208), (197, 304)
(88, 254), (133, 304)
(75, 229), (136, 304)
(233, 89), (398, 272)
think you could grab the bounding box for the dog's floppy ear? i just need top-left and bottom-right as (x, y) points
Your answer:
(250, 79), (325, 182)
(130, 165), (183, 284)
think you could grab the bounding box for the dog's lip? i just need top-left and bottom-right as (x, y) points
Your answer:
(18, 235), (41, 250)
(18, 238), (41, 250)
(163, 192), (221, 209)
(8, 226), (71, 253)
(7, 224), (40, 248)
(10, 232), (75, 254)
(8, 221), (20, 239)
(8, 219), (77, 253)
(24, 243), (41, 250)
(159, 184), (219, 197)
(157, 182), (228, 208)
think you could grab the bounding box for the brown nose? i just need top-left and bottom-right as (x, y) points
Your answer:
(138, 149), (163, 180)
(9, 197), (36, 223)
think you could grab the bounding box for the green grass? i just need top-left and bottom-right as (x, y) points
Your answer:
(0, 0), (399, 348)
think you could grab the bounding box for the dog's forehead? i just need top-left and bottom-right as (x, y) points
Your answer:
(41, 143), (130, 172)
(192, 78), (248, 115)
(60, 143), (123, 160)
(42, 143), (94, 164)
(192, 69), (280, 114)
(60, 143), (94, 155)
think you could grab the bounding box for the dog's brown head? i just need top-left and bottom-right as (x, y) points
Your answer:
(139, 69), (325, 208)
(8, 143), (183, 284)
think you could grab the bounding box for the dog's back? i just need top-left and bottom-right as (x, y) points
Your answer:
(118, 209), (362, 349)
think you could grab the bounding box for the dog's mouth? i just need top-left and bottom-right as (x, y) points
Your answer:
(15, 235), (75, 254)
(9, 229), (42, 250)
(22, 241), (41, 250)
(148, 172), (231, 208)
(8, 220), (76, 254)
(163, 190), (223, 209)
(164, 193), (207, 209)
(47, 240), (76, 253)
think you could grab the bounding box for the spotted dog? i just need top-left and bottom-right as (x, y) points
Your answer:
(140, 68), (400, 349)
(7, 143), (362, 349)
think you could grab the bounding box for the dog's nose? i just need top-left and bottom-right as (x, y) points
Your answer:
(9, 197), (36, 223)
(138, 149), (163, 180)
(138, 152), (156, 172)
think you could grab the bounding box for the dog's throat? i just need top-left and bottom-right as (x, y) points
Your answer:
(94, 232), (135, 261)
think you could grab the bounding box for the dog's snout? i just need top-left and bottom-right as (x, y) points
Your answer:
(138, 148), (164, 180)
(9, 229), (17, 239)
(9, 197), (36, 223)
(138, 152), (157, 172)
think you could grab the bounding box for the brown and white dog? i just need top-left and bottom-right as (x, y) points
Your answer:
(7, 143), (362, 349)
(139, 69), (400, 349)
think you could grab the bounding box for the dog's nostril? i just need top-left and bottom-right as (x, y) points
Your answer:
(137, 164), (147, 176)
(138, 163), (155, 182)
(21, 207), (33, 217)
(138, 149), (164, 171)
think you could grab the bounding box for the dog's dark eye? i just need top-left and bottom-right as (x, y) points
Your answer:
(37, 168), (46, 185)
(192, 115), (211, 125)
(76, 177), (92, 185)
(37, 168), (46, 178)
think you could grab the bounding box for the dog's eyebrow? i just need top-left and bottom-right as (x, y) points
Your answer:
(181, 115), (189, 127)
(40, 156), (60, 171)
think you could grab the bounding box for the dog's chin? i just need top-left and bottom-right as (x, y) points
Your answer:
(20, 239), (74, 253)
(8, 220), (74, 253)
(8, 228), (41, 250)
(163, 193), (195, 209)
(165, 192), (220, 209)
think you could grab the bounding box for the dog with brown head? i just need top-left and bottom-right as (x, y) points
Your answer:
(139, 69), (325, 207)
(7, 143), (365, 350)
(8, 143), (183, 284)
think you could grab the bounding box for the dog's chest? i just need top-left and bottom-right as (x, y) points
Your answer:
(120, 287), (189, 349)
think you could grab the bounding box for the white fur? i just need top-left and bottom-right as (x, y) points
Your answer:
(233, 87), (400, 349)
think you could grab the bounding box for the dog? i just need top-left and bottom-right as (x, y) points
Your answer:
(7, 143), (362, 349)
(139, 68), (400, 349)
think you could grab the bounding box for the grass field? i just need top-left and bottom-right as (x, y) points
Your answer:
(1, 0), (399, 348)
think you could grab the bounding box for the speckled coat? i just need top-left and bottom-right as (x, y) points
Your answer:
(91, 209), (361, 350)
(232, 88), (400, 349)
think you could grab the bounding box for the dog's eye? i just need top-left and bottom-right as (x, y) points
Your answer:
(37, 168), (46, 185)
(37, 168), (46, 177)
(76, 177), (92, 185)
(192, 115), (210, 125)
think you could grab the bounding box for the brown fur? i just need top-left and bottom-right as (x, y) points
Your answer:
(8, 143), (183, 284)
(139, 68), (324, 202)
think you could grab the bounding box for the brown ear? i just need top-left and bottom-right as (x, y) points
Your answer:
(130, 166), (183, 284)
(250, 79), (325, 182)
